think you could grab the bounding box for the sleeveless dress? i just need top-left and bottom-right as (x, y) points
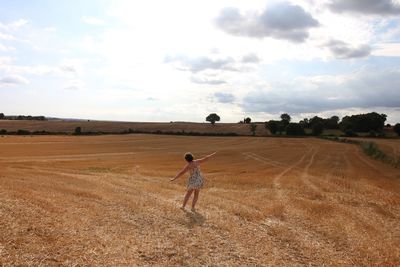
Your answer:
(187, 164), (204, 189)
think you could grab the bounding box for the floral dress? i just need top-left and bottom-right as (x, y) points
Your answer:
(187, 164), (204, 189)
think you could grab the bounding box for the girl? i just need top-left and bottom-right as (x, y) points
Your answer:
(170, 151), (217, 211)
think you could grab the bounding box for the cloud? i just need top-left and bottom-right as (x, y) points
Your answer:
(328, 0), (400, 15)
(215, 2), (319, 42)
(0, 43), (15, 52)
(0, 32), (15, 40)
(241, 53), (260, 63)
(325, 39), (371, 59)
(372, 43), (400, 57)
(165, 55), (236, 73)
(82, 16), (106, 25)
(63, 80), (85, 90)
(0, 19), (28, 31)
(242, 68), (400, 114)
(214, 92), (235, 103)
(190, 76), (226, 85)
(60, 65), (77, 73)
(0, 75), (28, 86)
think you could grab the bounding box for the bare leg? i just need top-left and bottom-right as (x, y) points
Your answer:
(182, 189), (194, 209)
(191, 189), (200, 211)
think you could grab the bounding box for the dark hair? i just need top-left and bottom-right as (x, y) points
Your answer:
(184, 152), (194, 162)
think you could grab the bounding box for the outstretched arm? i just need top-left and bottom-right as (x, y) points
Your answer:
(195, 151), (217, 164)
(170, 164), (190, 181)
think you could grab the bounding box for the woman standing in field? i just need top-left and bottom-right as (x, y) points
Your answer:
(170, 151), (217, 211)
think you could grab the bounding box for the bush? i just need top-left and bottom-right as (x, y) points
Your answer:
(0, 129), (7, 134)
(369, 130), (377, 137)
(265, 120), (280, 134)
(74, 126), (82, 135)
(250, 123), (257, 136)
(17, 129), (31, 135)
(394, 123), (400, 136)
(344, 129), (358, 137)
(361, 142), (386, 160)
(286, 123), (305, 136)
(312, 122), (324, 136)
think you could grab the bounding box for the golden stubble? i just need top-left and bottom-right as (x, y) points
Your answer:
(0, 134), (399, 266)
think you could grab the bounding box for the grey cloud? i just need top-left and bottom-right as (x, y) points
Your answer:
(328, 0), (400, 15)
(326, 39), (371, 59)
(165, 55), (236, 73)
(242, 68), (400, 114)
(214, 92), (235, 103)
(0, 75), (28, 86)
(191, 76), (226, 85)
(241, 53), (260, 63)
(215, 3), (319, 42)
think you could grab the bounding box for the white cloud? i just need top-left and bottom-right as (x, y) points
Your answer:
(0, 19), (28, 31)
(0, 43), (15, 52)
(190, 76), (226, 85)
(63, 79), (85, 90)
(372, 43), (400, 56)
(82, 16), (106, 25)
(0, 32), (15, 40)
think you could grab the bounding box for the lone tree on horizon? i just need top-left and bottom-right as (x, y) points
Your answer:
(206, 113), (220, 125)
(280, 113), (291, 127)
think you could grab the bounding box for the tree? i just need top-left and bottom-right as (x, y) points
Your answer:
(0, 113), (4, 119)
(280, 113), (291, 126)
(394, 123), (400, 136)
(339, 112), (386, 132)
(312, 122), (324, 136)
(309, 116), (324, 128)
(299, 118), (310, 128)
(244, 117), (251, 124)
(325, 116), (339, 129)
(74, 126), (82, 135)
(206, 113), (220, 125)
(286, 123), (305, 136)
(265, 120), (280, 134)
(250, 123), (257, 136)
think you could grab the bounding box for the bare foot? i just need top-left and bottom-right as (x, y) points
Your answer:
(191, 207), (196, 212)
(180, 206), (186, 211)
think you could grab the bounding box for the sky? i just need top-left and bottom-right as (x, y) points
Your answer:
(1, 0), (400, 123)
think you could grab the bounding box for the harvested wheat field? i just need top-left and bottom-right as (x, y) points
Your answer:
(353, 138), (400, 160)
(1, 134), (400, 266)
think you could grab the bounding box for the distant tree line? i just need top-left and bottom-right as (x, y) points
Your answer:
(207, 111), (399, 137)
(0, 113), (46, 121)
(263, 112), (396, 137)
